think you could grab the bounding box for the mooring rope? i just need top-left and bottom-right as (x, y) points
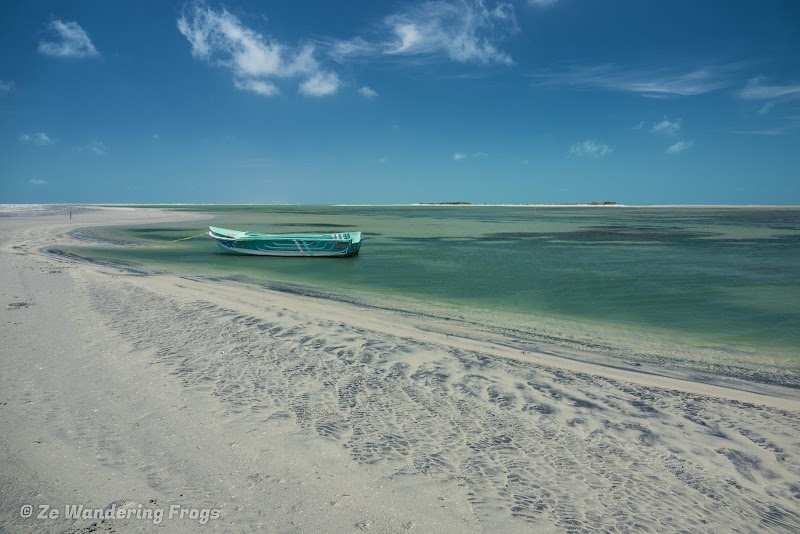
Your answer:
(168, 231), (208, 243)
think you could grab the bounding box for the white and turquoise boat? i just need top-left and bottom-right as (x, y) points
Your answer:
(208, 226), (363, 257)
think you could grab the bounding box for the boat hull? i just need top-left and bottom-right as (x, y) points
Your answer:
(208, 227), (362, 257)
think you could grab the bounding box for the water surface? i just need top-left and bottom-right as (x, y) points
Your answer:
(66, 205), (800, 370)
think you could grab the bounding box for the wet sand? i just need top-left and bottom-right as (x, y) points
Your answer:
(1, 206), (799, 533)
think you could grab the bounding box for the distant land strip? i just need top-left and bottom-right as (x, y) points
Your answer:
(415, 201), (621, 206)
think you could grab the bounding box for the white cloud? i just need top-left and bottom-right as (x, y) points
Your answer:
(570, 140), (612, 158)
(666, 140), (693, 154)
(738, 76), (800, 100)
(358, 86), (379, 99)
(20, 132), (54, 145)
(177, 5), (338, 97)
(81, 140), (106, 156)
(234, 78), (279, 96)
(299, 71), (341, 97)
(90, 141), (107, 155)
(386, 1), (518, 65)
(758, 102), (774, 115)
(329, 0), (518, 65)
(38, 20), (99, 58)
(452, 151), (488, 160)
(329, 38), (378, 63)
(533, 64), (730, 97)
(529, 0), (558, 6)
(29, 179), (48, 185)
(393, 23), (423, 54)
(733, 128), (785, 136)
(0, 80), (14, 92)
(651, 117), (681, 136)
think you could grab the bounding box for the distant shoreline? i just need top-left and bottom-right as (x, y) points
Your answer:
(413, 201), (624, 207)
(408, 203), (800, 208)
(3, 203), (800, 212)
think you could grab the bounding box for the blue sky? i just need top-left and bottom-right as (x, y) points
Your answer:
(1, 0), (799, 204)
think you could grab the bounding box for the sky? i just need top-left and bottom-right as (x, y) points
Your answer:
(1, 0), (799, 205)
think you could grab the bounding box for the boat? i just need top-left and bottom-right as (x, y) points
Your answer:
(208, 226), (363, 257)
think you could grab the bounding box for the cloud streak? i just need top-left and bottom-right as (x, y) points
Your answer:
(234, 78), (278, 96)
(357, 86), (379, 98)
(452, 151), (488, 160)
(20, 132), (54, 145)
(733, 118), (800, 136)
(78, 140), (107, 156)
(329, 0), (518, 66)
(570, 140), (612, 157)
(666, 140), (693, 154)
(733, 128), (786, 136)
(738, 76), (800, 100)
(651, 117), (681, 136)
(29, 179), (48, 185)
(299, 72), (341, 97)
(38, 20), (100, 58)
(177, 5), (339, 97)
(533, 65), (730, 98)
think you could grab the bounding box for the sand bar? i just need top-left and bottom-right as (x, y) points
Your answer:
(1, 206), (799, 533)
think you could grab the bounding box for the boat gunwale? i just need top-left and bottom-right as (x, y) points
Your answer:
(209, 226), (362, 243)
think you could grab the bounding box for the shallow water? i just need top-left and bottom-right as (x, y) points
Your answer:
(66, 205), (800, 368)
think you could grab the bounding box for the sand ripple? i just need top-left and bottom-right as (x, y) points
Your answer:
(90, 282), (800, 533)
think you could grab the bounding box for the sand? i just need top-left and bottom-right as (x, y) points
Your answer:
(1, 206), (799, 533)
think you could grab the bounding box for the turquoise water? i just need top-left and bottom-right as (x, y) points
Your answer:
(68, 205), (800, 367)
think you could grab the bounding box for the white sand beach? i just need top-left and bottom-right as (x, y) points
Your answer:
(1, 206), (799, 533)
